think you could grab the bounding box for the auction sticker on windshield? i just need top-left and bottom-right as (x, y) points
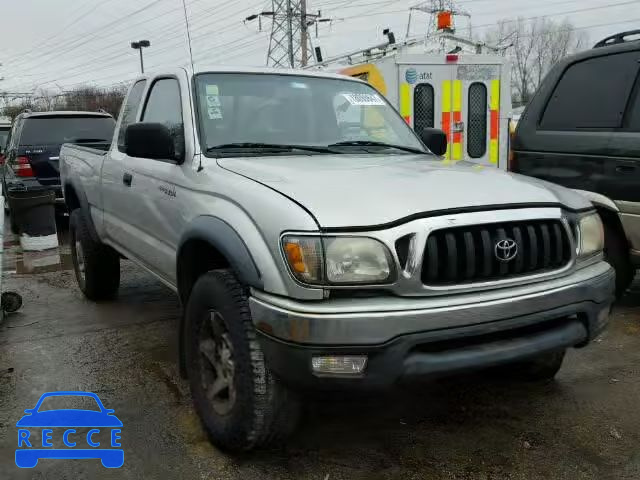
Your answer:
(342, 93), (385, 106)
(15, 391), (123, 469)
(205, 85), (223, 119)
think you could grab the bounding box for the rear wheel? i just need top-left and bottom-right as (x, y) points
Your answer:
(185, 269), (300, 451)
(69, 209), (120, 301)
(603, 222), (634, 298)
(497, 350), (566, 382)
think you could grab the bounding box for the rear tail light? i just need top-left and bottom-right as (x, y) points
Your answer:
(14, 156), (34, 177)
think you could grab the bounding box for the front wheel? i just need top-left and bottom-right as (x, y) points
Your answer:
(603, 223), (634, 298)
(185, 270), (300, 451)
(69, 209), (120, 301)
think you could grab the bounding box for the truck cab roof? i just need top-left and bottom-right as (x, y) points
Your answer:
(134, 65), (366, 83)
(17, 110), (113, 120)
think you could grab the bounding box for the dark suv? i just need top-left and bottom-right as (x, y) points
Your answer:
(2, 110), (115, 219)
(511, 30), (640, 297)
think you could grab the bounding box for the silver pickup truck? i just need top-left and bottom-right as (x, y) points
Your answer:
(61, 67), (615, 451)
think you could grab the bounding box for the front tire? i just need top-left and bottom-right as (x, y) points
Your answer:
(69, 209), (120, 301)
(185, 270), (300, 451)
(603, 223), (634, 298)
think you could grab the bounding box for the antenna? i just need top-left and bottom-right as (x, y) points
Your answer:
(181, 0), (201, 171)
(181, 0), (195, 73)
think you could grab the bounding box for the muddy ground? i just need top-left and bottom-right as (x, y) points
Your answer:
(1, 224), (639, 480)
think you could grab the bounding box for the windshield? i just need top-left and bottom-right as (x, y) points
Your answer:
(195, 73), (425, 155)
(19, 117), (115, 145)
(0, 128), (9, 150)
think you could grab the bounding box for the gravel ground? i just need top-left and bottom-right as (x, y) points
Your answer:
(1, 225), (639, 480)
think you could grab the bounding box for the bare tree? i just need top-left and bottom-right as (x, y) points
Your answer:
(1, 85), (127, 121)
(485, 17), (587, 105)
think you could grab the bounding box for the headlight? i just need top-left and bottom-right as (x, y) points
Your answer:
(324, 237), (393, 284)
(281, 235), (394, 285)
(577, 214), (604, 258)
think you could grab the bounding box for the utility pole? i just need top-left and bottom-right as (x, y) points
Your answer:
(245, 1), (331, 68)
(130, 40), (151, 73)
(286, 0), (295, 67)
(300, 0), (308, 67)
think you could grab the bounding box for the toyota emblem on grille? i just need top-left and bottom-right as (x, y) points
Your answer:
(495, 238), (518, 262)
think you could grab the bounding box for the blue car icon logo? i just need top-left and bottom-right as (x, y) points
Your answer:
(16, 391), (123, 468)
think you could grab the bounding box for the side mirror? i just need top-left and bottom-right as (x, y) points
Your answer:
(125, 123), (176, 161)
(418, 128), (448, 157)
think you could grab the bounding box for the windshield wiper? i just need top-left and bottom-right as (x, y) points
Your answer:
(206, 142), (334, 154)
(327, 140), (425, 154)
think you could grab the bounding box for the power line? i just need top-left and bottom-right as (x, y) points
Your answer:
(31, 10), (273, 88)
(6, 0), (639, 91)
(338, 0), (640, 23)
(4, 0), (259, 87)
(3, 0), (172, 68)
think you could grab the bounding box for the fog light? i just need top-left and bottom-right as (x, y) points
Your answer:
(311, 356), (367, 375)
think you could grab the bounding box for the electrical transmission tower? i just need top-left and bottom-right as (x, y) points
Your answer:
(406, 0), (471, 41)
(245, 0), (330, 68)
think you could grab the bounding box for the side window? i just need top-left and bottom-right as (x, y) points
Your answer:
(117, 80), (147, 152)
(8, 120), (22, 150)
(467, 82), (487, 158)
(141, 78), (184, 161)
(540, 52), (640, 130)
(414, 83), (434, 131)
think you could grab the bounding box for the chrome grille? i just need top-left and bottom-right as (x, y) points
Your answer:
(421, 219), (572, 286)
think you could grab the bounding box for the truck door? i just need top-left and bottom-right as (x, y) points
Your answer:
(103, 79), (147, 250)
(117, 76), (187, 283)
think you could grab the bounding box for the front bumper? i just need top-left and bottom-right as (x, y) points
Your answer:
(251, 261), (615, 389)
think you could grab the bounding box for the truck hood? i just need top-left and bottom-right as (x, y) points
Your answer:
(217, 155), (591, 229)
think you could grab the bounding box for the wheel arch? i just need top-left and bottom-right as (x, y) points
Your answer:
(176, 216), (264, 378)
(64, 179), (100, 243)
(176, 216), (263, 306)
(572, 189), (630, 249)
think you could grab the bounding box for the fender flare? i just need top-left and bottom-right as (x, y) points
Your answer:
(64, 178), (100, 243)
(176, 216), (263, 292)
(571, 189), (619, 213)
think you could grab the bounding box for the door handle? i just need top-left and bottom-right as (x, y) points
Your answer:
(123, 172), (133, 187)
(616, 165), (635, 174)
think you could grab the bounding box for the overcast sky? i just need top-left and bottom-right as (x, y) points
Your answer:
(1, 0), (638, 93)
